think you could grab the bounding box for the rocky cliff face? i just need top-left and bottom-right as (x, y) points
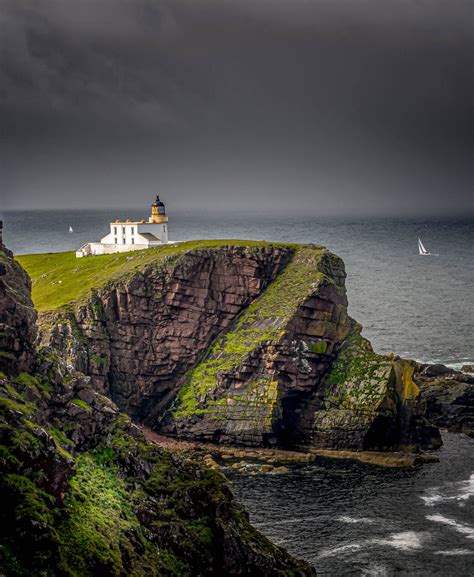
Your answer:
(311, 333), (440, 451)
(415, 364), (474, 437)
(33, 242), (440, 453)
(161, 247), (355, 447)
(0, 241), (37, 376)
(0, 242), (316, 576)
(41, 246), (293, 422)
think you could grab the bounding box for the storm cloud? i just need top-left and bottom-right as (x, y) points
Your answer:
(1, 0), (472, 214)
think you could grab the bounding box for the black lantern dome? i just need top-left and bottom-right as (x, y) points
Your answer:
(151, 195), (166, 217)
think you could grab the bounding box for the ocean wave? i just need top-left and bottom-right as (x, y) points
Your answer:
(421, 474), (474, 508)
(317, 531), (425, 558)
(336, 515), (377, 525)
(426, 514), (474, 539)
(434, 549), (474, 556)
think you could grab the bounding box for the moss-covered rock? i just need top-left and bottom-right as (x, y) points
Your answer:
(0, 243), (37, 376)
(312, 331), (441, 451)
(164, 246), (353, 446)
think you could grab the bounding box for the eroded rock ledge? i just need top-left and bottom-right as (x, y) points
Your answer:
(24, 241), (441, 453)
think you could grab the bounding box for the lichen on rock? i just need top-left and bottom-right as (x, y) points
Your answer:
(312, 330), (440, 451)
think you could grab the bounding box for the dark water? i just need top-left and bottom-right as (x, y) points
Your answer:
(231, 433), (474, 576)
(2, 209), (473, 575)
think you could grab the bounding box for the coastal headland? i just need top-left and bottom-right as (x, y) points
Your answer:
(17, 240), (450, 455)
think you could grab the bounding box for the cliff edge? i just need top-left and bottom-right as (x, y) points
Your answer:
(18, 240), (440, 453)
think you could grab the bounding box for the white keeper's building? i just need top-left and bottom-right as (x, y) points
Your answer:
(76, 196), (170, 258)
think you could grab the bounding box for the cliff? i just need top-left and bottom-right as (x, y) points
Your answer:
(18, 240), (440, 453)
(1, 241), (315, 576)
(414, 364), (474, 437)
(0, 243), (37, 376)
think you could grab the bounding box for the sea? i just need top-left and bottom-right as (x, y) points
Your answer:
(2, 209), (473, 575)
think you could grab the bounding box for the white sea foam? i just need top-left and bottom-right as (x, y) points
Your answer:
(444, 361), (474, 372)
(318, 542), (363, 558)
(317, 531), (425, 558)
(426, 514), (474, 539)
(252, 515), (321, 527)
(421, 474), (474, 508)
(420, 492), (443, 506)
(372, 531), (424, 551)
(435, 549), (474, 556)
(336, 515), (376, 524)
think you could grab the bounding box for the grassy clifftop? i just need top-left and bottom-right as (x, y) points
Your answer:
(16, 240), (296, 313)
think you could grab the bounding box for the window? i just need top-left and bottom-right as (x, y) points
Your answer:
(114, 237), (117, 244)
(131, 227), (134, 235)
(131, 238), (134, 244)
(114, 227), (117, 235)
(122, 226), (125, 235)
(122, 237), (126, 244)
(163, 225), (166, 232)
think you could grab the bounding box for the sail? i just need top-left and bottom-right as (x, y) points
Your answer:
(418, 238), (428, 255)
(69, 226), (73, 233)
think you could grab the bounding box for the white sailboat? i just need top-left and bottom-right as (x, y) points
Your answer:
(69, 225), (74, 233)
(418, 237), (430, 256)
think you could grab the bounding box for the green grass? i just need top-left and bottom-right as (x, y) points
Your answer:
(59, 453), (138, 575)
(71, 398), (92, 413)
(16, 240), (296, 313)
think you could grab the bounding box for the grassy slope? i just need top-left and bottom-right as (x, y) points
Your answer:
(16, 240), (295, 313)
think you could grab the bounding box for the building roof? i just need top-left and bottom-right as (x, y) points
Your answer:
(153, 195), (165, 207)
(139, 232), (161, 242)
(111, 220), (147, 225)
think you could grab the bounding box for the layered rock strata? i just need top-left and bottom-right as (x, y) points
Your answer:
(41, 246), (292, 423)
(30, 242), (440, 452)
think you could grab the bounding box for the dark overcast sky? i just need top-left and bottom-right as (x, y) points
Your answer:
(0, 0), (472, 214)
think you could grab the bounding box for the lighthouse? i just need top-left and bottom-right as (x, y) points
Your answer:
(76, 195), (171, 257)
(148, 195), (169, 243)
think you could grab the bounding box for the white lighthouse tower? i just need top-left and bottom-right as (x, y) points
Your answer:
(76, 195), (170, 257)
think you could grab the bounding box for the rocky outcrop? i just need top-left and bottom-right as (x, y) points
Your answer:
(0, 242), (37, 375)
(311, 334), (441, 451)
(32, 242), (440, 453)
(415, 364), (474, 437)
(162, 247), (354, 446)
(1, 243), (316, 576)
(0, 363), (316, 576)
